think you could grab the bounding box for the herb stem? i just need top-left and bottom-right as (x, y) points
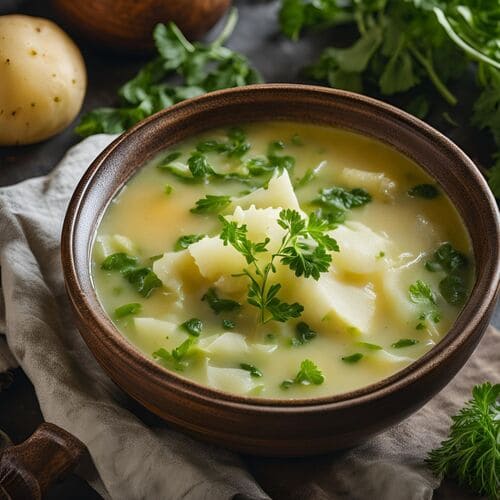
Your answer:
(408, 44), (457, 106)
(168, 22), (195, 53)
(213, 8), (238, 47)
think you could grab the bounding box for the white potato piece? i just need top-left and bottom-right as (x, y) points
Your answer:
(0, 15), (86, 145)
(189, 236), (246, 281)
(153, 250), (202, 298)
(206, 366), (254, 394)
(93, 234), (136, 261)
(133, 318), (186, 354)
(198, 332), (249, 358)
(279, 268), (376, 335)
(330, 222), (389, 274)
(338, 167), (397, 200)
(234, 170), (301, 211)
(366, 350), (414, 371)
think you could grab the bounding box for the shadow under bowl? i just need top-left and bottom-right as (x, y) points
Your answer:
(61, 84), (500, 456)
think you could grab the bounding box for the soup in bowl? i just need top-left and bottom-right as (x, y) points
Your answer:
(62, 85), (499, 455)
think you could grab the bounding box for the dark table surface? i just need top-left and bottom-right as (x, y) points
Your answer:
(0, 1), (497, 498)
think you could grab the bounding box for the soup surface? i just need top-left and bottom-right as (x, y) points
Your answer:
(92, 122), (473, 399)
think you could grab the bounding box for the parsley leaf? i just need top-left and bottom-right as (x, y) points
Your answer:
(180, 318), (203, 337)
(240, 363), (263, 378)
(188, 152), (215, 178)
(202, 288), (241, 315)
(191, 194), (232, 214)
(409, 280), (437, 306)
(292, 321), (316, 346)
(153, 337), (198, 371)
(408, 184), (440, 199)
(174, 234), (205, 251)
(426, 382), (500, 499)
(101, 252), (162, 298)
(197, 127), (250, 158)
(391, 338), (419, 348)
(314, 186), (372, 210)
(114, 303), (141, 318)
(342, 353), (364, 363)
(281, 359), (325, 388)
(76, 10), (261, 137)
(425, 243), (468, 273)
(222, 319), (236, 330)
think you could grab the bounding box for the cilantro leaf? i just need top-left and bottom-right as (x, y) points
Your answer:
(174, 234), (205, 251)
(188, 152), (214, 178)
(314, 186), (372, 210)
(202, 288), (241, 315)
(425, 243), (468, 273)
(191, 194), (232, 214)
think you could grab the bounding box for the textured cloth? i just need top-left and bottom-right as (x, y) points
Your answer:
(0, 135), (497, 499)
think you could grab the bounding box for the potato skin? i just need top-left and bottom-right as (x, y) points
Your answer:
(0, 15), (86, 145)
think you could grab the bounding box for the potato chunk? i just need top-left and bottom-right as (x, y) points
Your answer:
(206, 366), (254, 393)
(338, 167), (397, 200)
(0, 15), (86, 145)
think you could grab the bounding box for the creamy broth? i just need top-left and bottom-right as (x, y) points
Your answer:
(92, 122), (473, 398)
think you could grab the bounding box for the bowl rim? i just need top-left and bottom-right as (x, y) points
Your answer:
(62, 83), (500, 412)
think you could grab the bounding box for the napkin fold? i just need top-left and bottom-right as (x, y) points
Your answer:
(0, 134), (497, 500)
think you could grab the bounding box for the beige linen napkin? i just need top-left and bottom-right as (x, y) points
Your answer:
(0, 134), (497, 499)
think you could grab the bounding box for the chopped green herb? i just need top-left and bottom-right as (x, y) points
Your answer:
(114, 303), (142, 318)
(240, 363), (263, 378)
(294, 168), (316, 189)
(190, 194), (232, 214)
(391, 338), (419, 348)
(342, 353), (364, 363)
(222, 319), (236, 330)
(188, 152), (215, 178)
(376, 251), (385, 259)
(101, 253), (162, 298)
(174, 234), (205, 251)
(408, 184), (439, 199)
(281, 359), (325, 389)
(355, 341), (382, 351)
(292, 321), (316, 346)
(439, 274), (468, 306)
(153, 337), (198, 371)
(409, 280), (437, 306)
(148, 254), (163, 263)
(202, 288), (241, 314)
(314, 186), (372, 210)
(416, 322), (426, 330)
(180, 318), (203, 337)
(196, 127), (250, 158)
(425, 243), (468, 274)
(164, 184), (173, 195)
(426, 382), (500, 499)
(172, 337), (197, 361)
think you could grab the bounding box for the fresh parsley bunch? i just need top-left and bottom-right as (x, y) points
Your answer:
(219, 208), (339, 324)
(279, 0), (500, 197)
(76, 9), (261, 137)
(427, 382), (500, 498)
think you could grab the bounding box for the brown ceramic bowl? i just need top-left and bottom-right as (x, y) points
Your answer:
(61, 84), (500, 456)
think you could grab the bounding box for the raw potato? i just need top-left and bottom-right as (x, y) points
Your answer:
(0, 15), (86, 145)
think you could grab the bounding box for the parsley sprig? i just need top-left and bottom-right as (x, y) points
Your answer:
(426, 382), (500, 498)
(219, 209), (339, 324)
(280, 359), (325, 389)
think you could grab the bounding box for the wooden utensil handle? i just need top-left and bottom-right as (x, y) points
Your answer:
(0, 423), (86, 499)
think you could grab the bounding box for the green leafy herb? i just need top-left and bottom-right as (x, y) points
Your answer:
(409, 280), (437, 306)
(281, 359), (325, 389)
(190, 194), (232, 214)
(240, 363), (263, 378)
(197, 127), (250, 158)
(342, 352), (364, 363)
(355, 341), (382, 351)
(222, 319), (236, 330)
(153, 337), (198, 371)
(114, 303), (141, 318)
(164, 184), (173, 195)
(174, 234), (205, 251)
(292, 321), (316, 346)
(219, 209), (338, 324)
(280, 1), (500, 196)
(408, 184), (440, 199)
(76, 10), (261, 137)
(426, 382), (500, 498)
(391, 338), (419, 348)
(180, 318), (203, 337)
(202, 288), (241, 315)
(188, 152), (215, 178)
(315, 186), (372, 210)
(101, 252), (162, 298)
(425, 243), (470, 306)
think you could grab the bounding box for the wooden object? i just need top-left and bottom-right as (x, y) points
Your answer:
(51, 0), (232, 53)
(0, 423), (86, 499)
(61, 84), (500, 456)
